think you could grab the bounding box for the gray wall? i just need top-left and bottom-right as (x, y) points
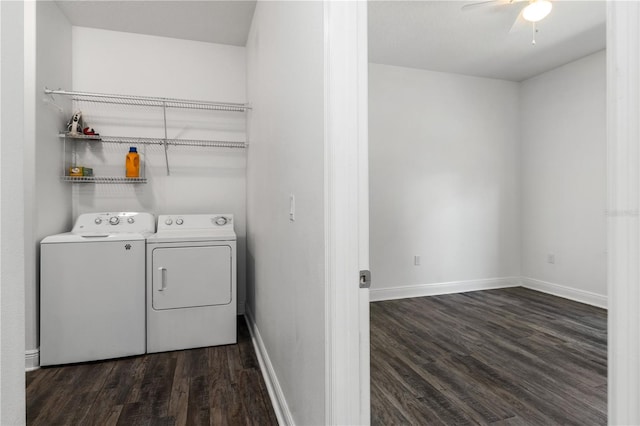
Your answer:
(520, 50), (606, 300)
(71, 26), (248, 314)
(369, 63), (521, 295)
(246, 2), (326, 424)
(24, 1), (73, 366)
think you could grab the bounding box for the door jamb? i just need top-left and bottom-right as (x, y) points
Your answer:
(323, 1), (370, 424)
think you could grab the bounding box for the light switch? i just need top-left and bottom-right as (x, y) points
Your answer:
(289, 194), (295, 222)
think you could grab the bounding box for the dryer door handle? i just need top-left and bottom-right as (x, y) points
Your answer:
(158, 267), (167, 291)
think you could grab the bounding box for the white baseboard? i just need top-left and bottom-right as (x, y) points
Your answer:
(25, 348), (40, 371)
(521, 277), (608, 309)
(244, 308), (294, 426)
(369, 277), (520, 302)
(370, 276), (608, 309)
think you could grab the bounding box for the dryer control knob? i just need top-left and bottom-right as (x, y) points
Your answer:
(109, 216), (120, 225)
(94, 218), (102, 224)
(214, 216), (228, 226)
(165, 218), (173, 225)
(176, 218), (184, 225)
(127, 217), (135, 224)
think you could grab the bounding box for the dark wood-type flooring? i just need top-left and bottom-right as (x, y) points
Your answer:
(370, 287), (607, 425)
(27, 317), (277, 426)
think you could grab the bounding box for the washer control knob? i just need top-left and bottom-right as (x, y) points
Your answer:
(109, 216), (120, 225)
(165, 218), (173, 225)
(94, 217), (102, 224)
(214, 216), (228, 226)
(127, 217), (135, 224)
(176, 218), (184, 225)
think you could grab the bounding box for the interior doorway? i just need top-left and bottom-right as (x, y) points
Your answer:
(366, 1), (609, 423)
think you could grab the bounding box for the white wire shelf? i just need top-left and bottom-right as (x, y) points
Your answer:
(49, 87), (248, 177)
(61, 176), (147, 184)
(59, 133), (247, 149)
(45, 88), (250, 112)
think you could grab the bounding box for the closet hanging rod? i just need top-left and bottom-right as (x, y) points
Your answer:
(44, 88), (251, 112)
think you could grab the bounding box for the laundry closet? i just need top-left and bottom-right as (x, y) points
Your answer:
(21, 1), (336, 422)
(27, 2), (249, 369)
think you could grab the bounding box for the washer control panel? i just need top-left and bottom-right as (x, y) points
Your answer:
(72, 212), (156, 234)
(156, 214), (234, 231)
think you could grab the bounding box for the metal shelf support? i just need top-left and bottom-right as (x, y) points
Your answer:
(162, 101), (170, 176)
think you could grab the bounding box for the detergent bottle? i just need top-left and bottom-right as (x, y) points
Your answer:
(126, 147), (140, 178)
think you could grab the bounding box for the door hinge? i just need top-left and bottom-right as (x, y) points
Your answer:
(359, 270), (371, 289)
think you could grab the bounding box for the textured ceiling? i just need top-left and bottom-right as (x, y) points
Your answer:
(368, 0), (606, 81)
(55, 0), (606, 82)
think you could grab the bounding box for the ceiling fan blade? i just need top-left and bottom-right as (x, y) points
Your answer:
(461, 0), (501, 11)
(461, 0), (529, 11)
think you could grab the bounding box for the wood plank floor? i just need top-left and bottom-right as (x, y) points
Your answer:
(370, 287), (607, 426)
(27, 317), (277, 426)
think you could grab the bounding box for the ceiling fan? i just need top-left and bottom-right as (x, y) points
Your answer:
(462, 0), (554, 45)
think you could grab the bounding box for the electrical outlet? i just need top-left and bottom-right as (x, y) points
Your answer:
(547, 253), (555, 264)
(414, 255), (421, 266)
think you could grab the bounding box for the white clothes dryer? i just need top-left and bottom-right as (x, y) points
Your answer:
(40, 212), (155, 366)
(146, 214), (237, 353)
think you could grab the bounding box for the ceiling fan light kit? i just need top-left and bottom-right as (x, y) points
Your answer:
(462, 0), (554, 45)
(522, 0), (553, 23)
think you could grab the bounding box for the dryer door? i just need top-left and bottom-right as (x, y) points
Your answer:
(152, 245), (232, 310)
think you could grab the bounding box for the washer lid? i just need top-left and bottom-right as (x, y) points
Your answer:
(41, 232), (148, 244)
(147, 229), (236, 243)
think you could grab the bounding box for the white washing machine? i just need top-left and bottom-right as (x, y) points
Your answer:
(40, 212), (155, 366)
(146, 214), (237, 353)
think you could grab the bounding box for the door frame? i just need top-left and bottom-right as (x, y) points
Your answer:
(607, 2), (640, 424)
(323, 1), (370, 424)
(0, 0), (27, 424)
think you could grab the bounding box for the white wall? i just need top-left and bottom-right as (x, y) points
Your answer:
(23, 1), (73, 369)
(71, 27), (248, 312)
(369, 53), (606, 307)
(245, 2), (326, 424)
(369, 63), (521, 299)
(0, 0), (26, 422)
(520, 51), (606, 304)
